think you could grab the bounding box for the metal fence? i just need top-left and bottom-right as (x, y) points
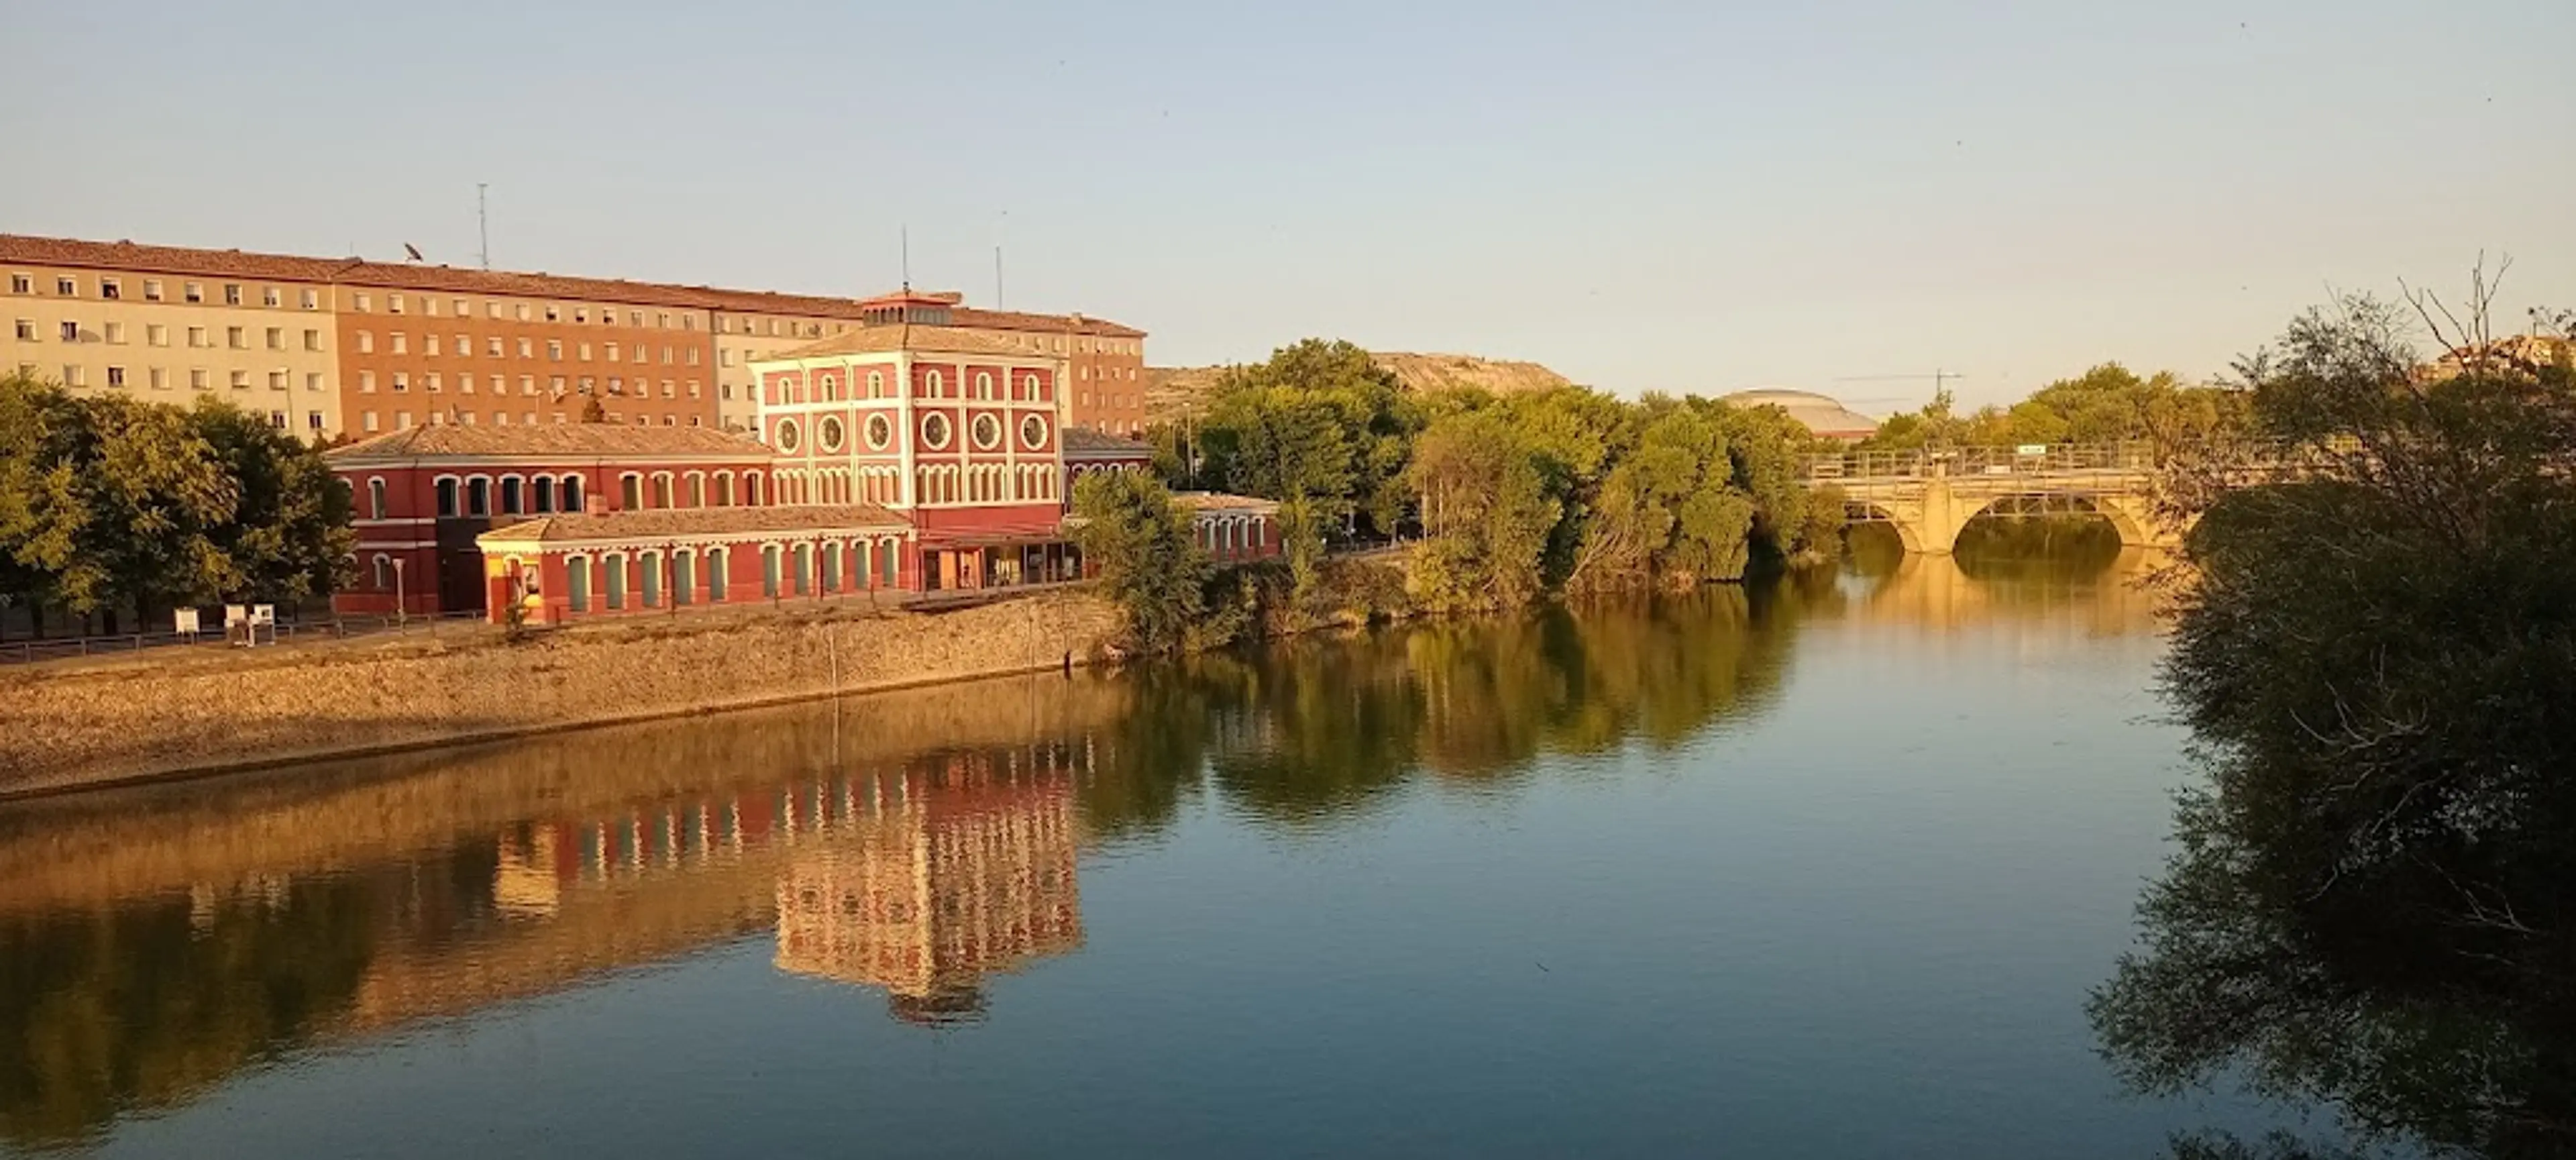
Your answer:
(0, 609), (492, 667)
(1804, 442), (2160, 482)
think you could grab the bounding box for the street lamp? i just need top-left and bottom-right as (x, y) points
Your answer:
(391, 558), (407, 626)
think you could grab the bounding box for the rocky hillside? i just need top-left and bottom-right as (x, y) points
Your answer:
(1144, 352), (1572, 422)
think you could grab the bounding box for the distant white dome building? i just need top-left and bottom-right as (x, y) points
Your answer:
(1719, 388), (1880, 442)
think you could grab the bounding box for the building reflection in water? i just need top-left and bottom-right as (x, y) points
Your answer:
(773, 751), (1083, 1024)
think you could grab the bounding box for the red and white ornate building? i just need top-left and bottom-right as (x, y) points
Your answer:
(333, 311), (1277, 626)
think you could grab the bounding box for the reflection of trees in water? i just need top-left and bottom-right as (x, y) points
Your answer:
(0, 874), (388, 1150)
(1951, 516), (2125, 584)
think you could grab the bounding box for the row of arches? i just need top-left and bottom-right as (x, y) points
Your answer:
(415, 474), (586, 521)
(557, 536), (907, 614)
(1196, 514), (1270, 557)
(614, 469), (768, 512)
(771, 368), (1053, 405)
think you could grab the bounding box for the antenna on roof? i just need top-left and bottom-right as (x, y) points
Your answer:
(476, 183), (490, 270)
(900, 225), (911, 292)
(994, 210), (1008, 309)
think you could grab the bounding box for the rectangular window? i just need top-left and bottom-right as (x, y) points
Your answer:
(100, 278), (120, 300)
(105, 366), (125, 387)
(578, 342), (591, 360)
(547, 340), (561, 360)
(146, 323), (167, 346)
(686, 347), (700, 366)
(396, 413), (412, 430)
(460, 411), (475, 425)
(574, 307), (588, 324)
(268, 370), (287, 391)
(424, 297), (440, 317)
(263, 286), (282, 308)
(516, 303), (531, 321)
(60, 364), (82, 386)
(182, 282), (204, 303)
(56, 276), (76, 296)
(519, 375), (534, 395)
(606, 342), (620, 362)
(519, 337), (533, 358)
(301, 288), (319, 309)
(426, 372), (442, 392)
(488, 301), (504, 319)
(453, 299), (468, 316)
(265, 327), (284, 350)
(487, 337), (502, 357)
(391, 333), (407, 355)
(229, 370), (248, 390)
(306, 372), (323, 392)
(303, 329), (321, 351)
(661, 379), (674, 399)
(494, 411), (508, 425)
(268, 411), (286, 430)
(191, 368), (209, 390)
(360, 370), (377, 392)
(11, 319), (30, 341)
(308, 411), (324, 431)
(103, 322), (124, 344)
(352, 292), (369, 311)
(460, 372), (475, 393)
(719, 350), (733, 367)
(549, 375), (566, 394)
(688, 380), (700, 398)
(364, 411), (380, 432)
(60, 320), (78, 341)
(424, 335), (439, 356)
(149, 368), (168, 390)
(223, 283), (241, 306)
(8, 274), (29, 295)
(544, 305), (559, 322)
(189, 325), (208, 348)
(392, 372), (409, 392)
(388, 293), (404, 314)
(226, 326), (246, 349)
(454, 333), (469, 357)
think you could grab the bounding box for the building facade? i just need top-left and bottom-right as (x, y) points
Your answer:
(1, 237), (347, 439)
(332, 270), (720, 437)
(327, 425), (778, 617)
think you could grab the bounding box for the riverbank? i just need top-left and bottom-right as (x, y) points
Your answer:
(0, 591), (1120, 798)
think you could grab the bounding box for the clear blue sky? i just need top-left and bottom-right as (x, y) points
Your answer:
(7, 0), (2569, 411)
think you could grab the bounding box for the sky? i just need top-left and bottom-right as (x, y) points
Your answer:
(5, 0), (2570, 413)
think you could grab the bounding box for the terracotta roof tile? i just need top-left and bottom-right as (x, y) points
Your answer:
(1062, 427), (1152, 458)
(949, 306), (1145, 338)
(1171, 490), (1279, 513)
(326, 423), (773, 462)
(479, 503), (910, 545)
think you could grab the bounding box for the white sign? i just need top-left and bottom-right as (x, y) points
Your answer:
(174, 608), (200, 635)
(2016, 444), (2049, 456)
(250, 604), (276, 626)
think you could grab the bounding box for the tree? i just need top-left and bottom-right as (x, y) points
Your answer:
(188, 402), (356, 604)
(2092, 291), (2576, 1159)
(1071, 471), (1216, 653)
(1194, 340), (1424, 575)
(578, 396), (607, 423)
(1405, 411), (1560, 611)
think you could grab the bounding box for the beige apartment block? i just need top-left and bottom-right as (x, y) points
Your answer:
(2, 242), (344, 441)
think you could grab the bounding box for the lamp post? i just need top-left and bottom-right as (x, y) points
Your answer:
(391, 558), (407, 626)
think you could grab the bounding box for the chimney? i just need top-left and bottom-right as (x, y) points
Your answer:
(586, 494), (608, 516)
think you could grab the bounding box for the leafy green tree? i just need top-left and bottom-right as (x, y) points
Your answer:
(1195, 340), (1424, 571)
(2092, 295), (2576, 1159)
(1405, 411), (1560, 611)
(188, 402), (356, 603)
(1072, 471), (1216, 653)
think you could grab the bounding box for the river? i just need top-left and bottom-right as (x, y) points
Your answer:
(0, 545), (2323, 1157)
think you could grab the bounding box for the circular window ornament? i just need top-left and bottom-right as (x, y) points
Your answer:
(1021, 413), (1049, 450)
(774, 417), (801, 453)
(818, 415), (846, 453)
(920, 413), (951, 450)
(865, 413), (893, 450)
(971, 413), (1002, 451)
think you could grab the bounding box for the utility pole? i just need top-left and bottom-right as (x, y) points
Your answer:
(476, 184), (490, 270)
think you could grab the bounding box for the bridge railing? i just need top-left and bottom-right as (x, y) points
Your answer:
(1805, 441), (2159, 482)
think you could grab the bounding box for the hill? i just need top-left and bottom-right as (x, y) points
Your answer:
(1143, 352), (1574, 422)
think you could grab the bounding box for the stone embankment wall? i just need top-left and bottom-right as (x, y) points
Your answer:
(0, 593), (1120, 797)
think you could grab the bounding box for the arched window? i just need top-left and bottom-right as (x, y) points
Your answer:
(651, 472), (673, 509)
(620, 473), (643, 511)
(532, 477), (554, 513)
(687, 472), (706, 508)
(821, 542), (840, 593)
(708, 547), (729, 602)
(715, 471), (735, 507)
(761, 545), (782, 597)
(640, 551), (663, 607)
(434, 477), (460, 518)
(372, 553), (392, 590)
(867, 370), (884, 397)
(673, 549), (695, 606)
(747, 472), (764, 506)
(566, 554), (592, 613)
(561, 475), (583, 512)
(879, 537), (900, 586)
(603, 553), (627, 610)
(792, 543), (813, 596)
(367, 478), (387, 520)
(500, 476), (524, 515)
(975, 372), (993, 399)
(926, 370), (944, 397)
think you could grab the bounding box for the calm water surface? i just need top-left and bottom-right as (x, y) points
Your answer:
(0, 549), (2316, 1157)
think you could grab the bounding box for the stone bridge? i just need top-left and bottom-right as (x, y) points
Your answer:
(1804, 442), (2182, 555)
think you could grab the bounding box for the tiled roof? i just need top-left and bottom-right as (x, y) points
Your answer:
(949, 306), (1144, 338)
(1, 235), (1145, 337)
(326, 423), (773, 462)
(766, 325), (1051, 360)
(1172, 490), (1279, 513)
(479, 503), (910, 545)
(1062, 427), (1153, 459)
